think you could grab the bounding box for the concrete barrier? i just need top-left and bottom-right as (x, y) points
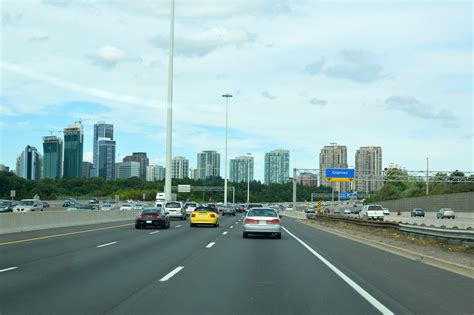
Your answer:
(281, 210), (306, 219)
(0, 210), (140, 234)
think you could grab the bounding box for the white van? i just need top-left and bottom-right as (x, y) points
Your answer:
(13, 199), (44, 212)
(164, 201), (186, 220)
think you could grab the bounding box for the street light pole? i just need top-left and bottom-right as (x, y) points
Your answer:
(164, 0), (175, 203)
(222, 94), (232, 206)
(246, 153), (251, 204)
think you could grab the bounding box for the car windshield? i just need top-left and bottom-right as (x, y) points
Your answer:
(248, 209), (277, 217)
(21, 200), (34, 206)
(123, 204), (131, 207)
(0, 201), (9, 206)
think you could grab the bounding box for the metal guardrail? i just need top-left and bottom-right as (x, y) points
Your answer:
(399, 224), (474, 242)
(308, 213), (474, 244)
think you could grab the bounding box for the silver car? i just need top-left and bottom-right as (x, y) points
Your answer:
(436, 208), (455, 219)
(243, 208), (282, 239)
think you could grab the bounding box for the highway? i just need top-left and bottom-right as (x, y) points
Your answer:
(1, 215), (473, 315)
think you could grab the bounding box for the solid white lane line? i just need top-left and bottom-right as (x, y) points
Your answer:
(222, 231), (228, 235)
(282, 227), (393, 315)
(176, 225), (182, 228)
(0, 267), (17, 273)
(206, 242), (216, 248)
(97, 242), (117, 248)
(160, 266), (184, 282)
(149, 231), (160, 235)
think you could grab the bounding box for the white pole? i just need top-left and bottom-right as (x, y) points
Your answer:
(426, 157), (429, 195)
(164, 0), (175, 203)
(222, 94), (232, 206)
(247, 153), (251, 204)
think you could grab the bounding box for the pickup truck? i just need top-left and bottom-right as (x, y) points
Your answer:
(359, 205), (384, 221)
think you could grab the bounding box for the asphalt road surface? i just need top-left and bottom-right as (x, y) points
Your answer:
(1, 215), (473, 315)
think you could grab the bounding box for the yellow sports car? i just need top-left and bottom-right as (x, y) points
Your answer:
(190, 206), (219, 227)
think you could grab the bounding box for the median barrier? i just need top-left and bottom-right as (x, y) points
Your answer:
(0, 210), (140, 234)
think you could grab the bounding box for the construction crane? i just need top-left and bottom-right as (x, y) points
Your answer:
(74, 118), (91, 125)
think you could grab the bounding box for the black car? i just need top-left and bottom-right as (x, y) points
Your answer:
(0, 200), (15, 213)
(42, 201), (50, 208)
(135, 208), (170, 229)
(411, 208), (425, 217)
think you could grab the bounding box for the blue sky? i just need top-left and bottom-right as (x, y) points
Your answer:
(1, 0), (472, 180)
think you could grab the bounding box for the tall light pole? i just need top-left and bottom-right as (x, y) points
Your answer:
(246, 153), (251, 204)
(222, 94), (232, 205)
(164, 0), (175, 203)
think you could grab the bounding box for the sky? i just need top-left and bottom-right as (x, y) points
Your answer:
(0, 0), (472, 181)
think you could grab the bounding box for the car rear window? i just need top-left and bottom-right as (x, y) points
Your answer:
(21, 200), (34, 206)
(248, 209), (277, 217)
(186, 203), (197, 207)
(166, 202), (181, 208)
(368, 205), (383, 210)
(195, 207), (216, 212)
(141, 210), (159, 215)
(248, 204), (263, 208)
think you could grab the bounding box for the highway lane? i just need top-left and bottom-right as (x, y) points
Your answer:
(1, 215), (473, 314)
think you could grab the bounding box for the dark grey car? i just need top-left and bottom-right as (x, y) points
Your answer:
(222, 205), (236, 216)
(411, 208), (425, 217)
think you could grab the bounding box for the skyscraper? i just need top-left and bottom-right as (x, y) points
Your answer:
(197, 150), (220, 179)
(229, 156), (254, 183)
(264, 149), (289, 184)
(93, 122), (114, 178)
(172, 156), (189, 179)
(97, 138), (116, 180)
(116, 161), (140, 179)
(82, 162), (92, 178)
(189, 167), (198, 180)
(123, 152), (149, 180)
(319, 144), (348, 191)
(17, 145), (42, 180)
(42, 136), (63, 179)
(63, 123), (84, 178)
(146, 165), (166, 181)
(355, 146), (383, 193)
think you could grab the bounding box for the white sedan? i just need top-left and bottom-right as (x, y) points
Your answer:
(120, 203), (133, 211)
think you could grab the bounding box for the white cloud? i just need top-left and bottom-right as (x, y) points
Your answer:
(88, 45), (127, 68)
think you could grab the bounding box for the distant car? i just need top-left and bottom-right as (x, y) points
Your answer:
(285, 204), (294, 211)
(135, 208), (170, 229)
(222, 205), (236, 216)
(164, 201), (186, 220)
(42, 201), (50, 208)
(383, 208), (390, 216)
(133, 203), (145, 211)
(120, 203), (133, 211)
(190, 206), (219, 227)
(184, 202), (199, 216)
(13, 199), (44, 212)
(246, 203), (263, 213)
(411, 208), (425, 217)
(304, 207), (316, 214)
(0, 200), (15, 213)
(243, 208), (281, 239)
(89, 198), (99, 205)
(63, 199), (77, 207)
(343, 209), (352, 215)
(101, 203), (113, 211)
(67, 203), (94, 211)
(436, 208), (455, 219)
(359, 205), (384, 221)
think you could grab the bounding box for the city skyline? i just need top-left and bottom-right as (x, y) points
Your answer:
(1, 1), (471, 180)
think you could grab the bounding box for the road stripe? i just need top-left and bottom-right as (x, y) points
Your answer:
(206, 242), (215, 248)
(282, 227), (393, 315)
(0, 267), (18, 273)
(160, 266), (184, 282)
(230, 226), (234, 229)
(149, 231), (160, 235)
(0, 223), (132, 246)
(97, 242), (117, 248)
(176, 225), (182, 228)
(222, 231), (228, 235)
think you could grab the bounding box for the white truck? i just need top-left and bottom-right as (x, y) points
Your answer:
(155, 192), (176, 207)
(359, 205), (384, 221)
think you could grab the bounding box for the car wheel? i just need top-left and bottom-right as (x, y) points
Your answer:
(167, 221), (170, 228)
(233, 213), (236, 216)
(243, 232), (248, 238)
(275, 233), (281, 239)
(222, 213), (225, 216)
(215, 223), (219, 227)
(135, 224), (140, 229)
(453, 216), (455, 219)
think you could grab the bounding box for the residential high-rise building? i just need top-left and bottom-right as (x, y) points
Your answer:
(63, 123), (84, 178)
(319, 144), (349, 192)
(123, 152), (148, 180)
(97, 138), (116, 180)
(297, 172), (318, 186)
(82, 162), (92, 178)
(0, 164), (9, 172)
(93, 122), (114, 178)
(172, 156), (189, 179)
(229, 156), (254, 183)
(116, 161), (140, 179)
(264, 149), (289, 184)
(355, 146), (383, 193)
(197, 150), (220, 180)
(16, 145), (42, 180)
(189, 167), (198, 180)
(42, 136), (63, 179)
(146, 165), (166, 181)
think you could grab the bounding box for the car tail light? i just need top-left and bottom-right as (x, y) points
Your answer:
(191, 213), (196, 217)
(244, 218), (259, 224)
(267, 219), (281, 224)
(136, 216), (143, 219)
(210, 213), (216, 218)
